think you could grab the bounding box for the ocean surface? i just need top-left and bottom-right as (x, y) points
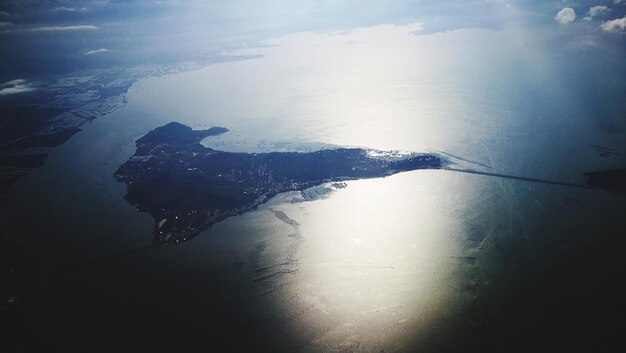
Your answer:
(2, 23), (625, 352)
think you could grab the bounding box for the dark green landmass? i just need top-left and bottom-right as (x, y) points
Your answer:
(0, 72), (131, 199)
(0, 101), (68, 198)
(585, 169), (626, 191)
(115, 122), (441, 245)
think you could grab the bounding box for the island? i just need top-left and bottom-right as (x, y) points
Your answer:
(115, 122), (442, 245)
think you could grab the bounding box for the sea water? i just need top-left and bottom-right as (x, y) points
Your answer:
(2, 23), (625, 351)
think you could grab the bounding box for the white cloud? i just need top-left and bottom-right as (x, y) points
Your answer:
(4, 79), (27, 85)
(1, 25), (98, 33)
(0, 11), (9, 17)
(85, 48), (109, 55)
(555, 8), (576, 24)
(589, 6), (610, 17)
(0, 86), (35, 95)
(601, 16), (626, 32)
(584, 6), (610, 21)
(0, 22), (12, 27)
(54, 7), (88, 12)
(0, 79), (35, 96)
(614, 0), (625, 5)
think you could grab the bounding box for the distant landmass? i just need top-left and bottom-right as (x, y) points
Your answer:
(115, 122), (442, 245)
(0, 69), (134, 199)
(0, 55), (259, 199)
(585, 169), (626, 191)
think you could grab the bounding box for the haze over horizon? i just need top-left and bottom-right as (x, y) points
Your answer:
(1, 0), (625, 78)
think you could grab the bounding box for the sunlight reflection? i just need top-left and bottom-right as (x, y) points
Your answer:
(266, 171), (472, 350)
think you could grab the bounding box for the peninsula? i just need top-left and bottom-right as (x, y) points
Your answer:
(115, 122), (441, 245)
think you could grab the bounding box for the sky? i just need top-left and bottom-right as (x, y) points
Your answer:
(0, 0), (625, 82)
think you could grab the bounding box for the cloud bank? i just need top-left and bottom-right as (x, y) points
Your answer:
(1, 25), (98, 33)
(54, 7), (88, 13)
(26, 25), (98, 32)
(0, 79), (35, 96)
(555, 8), (576, 24)
(85, 48), (109, 55)
(601, 16), (626, 32)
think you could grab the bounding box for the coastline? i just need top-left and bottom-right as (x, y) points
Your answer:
(0, 54), (262, 199)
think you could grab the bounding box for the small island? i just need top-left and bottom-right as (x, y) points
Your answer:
(115, 122), (441, 245)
